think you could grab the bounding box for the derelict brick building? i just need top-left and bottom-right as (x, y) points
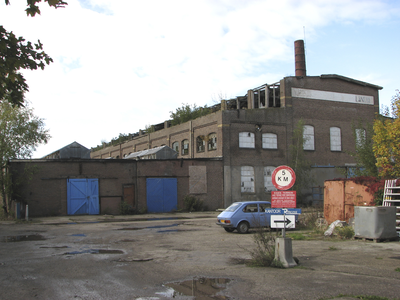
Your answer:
(91, 41), (381, 208)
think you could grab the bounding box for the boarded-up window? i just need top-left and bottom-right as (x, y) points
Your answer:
(189, 166), (207, 194)
(264, 166), (277, 192)
(262, 133), (277, 149)
(303, 125), (315, 150)
(239, 132), (255, 148)
(241, 166), (255, 193)
(330, 127), (341, 151)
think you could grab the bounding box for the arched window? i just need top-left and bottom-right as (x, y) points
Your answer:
(208, 133), (217, 151)
(303, 125), (315, 150)
(262, 133), (277, 149)
(172, 141), (179, 153)
(241, 166), (255, 193)
(330, 127), (341, 151)
(182, 139), (189, 155)
(264, 166), (277, 192)
(196, 136), (205, 152)
(239, 132), (255, 148)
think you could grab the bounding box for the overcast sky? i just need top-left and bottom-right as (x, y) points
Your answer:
(1, 0), (399, 158)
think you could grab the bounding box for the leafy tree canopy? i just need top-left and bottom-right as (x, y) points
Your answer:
(0, 101), (50, 213)
(1, 0), (67, 107)
(170, 103), (212, 126)
(373, 90), (400, 178)
(5, 0), (67, 16)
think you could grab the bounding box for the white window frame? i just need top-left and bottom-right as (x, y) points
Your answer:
(264, 166), (277, 192)
(241, 166), (255, 193)
(262, 133), (277, 149)
(172, 141), (179, 153)
(330, 127), (341, 151)
(182, 139), (189, 155)
(239, 132), (255, 148)
(303, 125), (315, 150)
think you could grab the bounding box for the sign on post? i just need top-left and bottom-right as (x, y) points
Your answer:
(271, 165), (296, 190)
(271, 215), (296, 229)
(271, 191), (296, 208)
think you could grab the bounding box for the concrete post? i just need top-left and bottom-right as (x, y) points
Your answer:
(275, 237), (297, 268)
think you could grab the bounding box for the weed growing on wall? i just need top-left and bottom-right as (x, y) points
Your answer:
(183, 195), (204, 212)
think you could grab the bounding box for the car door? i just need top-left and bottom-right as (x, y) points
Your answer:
(258, 202), (272, 227)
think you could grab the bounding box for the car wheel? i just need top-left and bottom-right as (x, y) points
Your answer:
(224, 228), (235, 233)
(237, 221), (249, 234)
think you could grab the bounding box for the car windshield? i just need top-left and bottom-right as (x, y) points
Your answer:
(224, 203), (241, 212)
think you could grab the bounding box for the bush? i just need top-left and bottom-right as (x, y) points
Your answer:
(183, 195), (204, 212)
(247, 227), (280, 267)
(335, 226), (354, 239)
(119, 201), (135, 215)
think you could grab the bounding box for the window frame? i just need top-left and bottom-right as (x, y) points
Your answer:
(241, 166), (255, 193)
(239, 132), (255, 148)
(181, 139), (189, 155)
(330, 127), (342, 151)
(303, 125), (315, 151)
(262, 133), (278, 149)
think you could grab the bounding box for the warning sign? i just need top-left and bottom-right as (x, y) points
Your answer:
(271, 166), (296, 190)
(271, 191), (297, 208)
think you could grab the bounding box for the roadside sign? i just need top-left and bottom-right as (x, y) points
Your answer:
(272, 165), (296, 190)
(282, 208), (302, 215)
(271, 215), (296, 229)
(271, 191), (296, 208)
(264, 208), (284, 215)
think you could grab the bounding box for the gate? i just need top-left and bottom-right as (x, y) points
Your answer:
(67, 179), (99, 215)
(146, 178), (177, 213)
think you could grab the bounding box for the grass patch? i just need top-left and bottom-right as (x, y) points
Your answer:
(395, 267), (400, 272)
(328, 246), (338, 251)
(286, 232), (306, 240)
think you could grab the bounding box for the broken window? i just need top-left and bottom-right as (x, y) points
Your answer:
(262, 133), (277, 149)
(196, 136), (205, 153)
(172, 142), (179, 154)
(264, 166), (277, 192)
(208, 133), (217, 151)
(241, 166), (255, 193)
(182, 139), (189, 155)
(239, 132), (255, 148)
(330, 127), (341, 151)
(303, 125), (315, 151)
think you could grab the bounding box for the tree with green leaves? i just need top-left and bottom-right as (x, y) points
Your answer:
(5, 0), (67, 16)
(348, 120), (378, 177)
(373, 90), (400, 178)
(1, 101), (50, 214)
(289, 119), (313, 205)
(1, 0), (67, 107)
(169, 103), (212, 126)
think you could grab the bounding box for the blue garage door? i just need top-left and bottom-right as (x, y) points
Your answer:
(146, 178), (177, 213)
(67, 179), (99, 215)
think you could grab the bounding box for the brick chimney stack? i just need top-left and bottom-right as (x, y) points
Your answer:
(294, 40), (306, 77)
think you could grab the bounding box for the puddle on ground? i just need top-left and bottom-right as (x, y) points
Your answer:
(0, 235), (46, 242)
(70, 234), (86, 237)
(40, 246), (69, 249)
(164, 277), (231, 300)
(118, 224), (179, 231)
(64, 249), (124, 255)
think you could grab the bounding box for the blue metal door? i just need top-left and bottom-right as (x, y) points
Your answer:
(146, 178), (177, 213)
(67, 179), (99, 215)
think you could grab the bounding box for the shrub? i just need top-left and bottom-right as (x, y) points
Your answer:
(183, 195), (204, 212)
(335, 226), (354, 239)
(247, 227), (279, 267)
(119, 201), (135, 215)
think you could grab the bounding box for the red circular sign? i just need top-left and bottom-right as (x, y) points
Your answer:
(272, 165), (296, 190)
